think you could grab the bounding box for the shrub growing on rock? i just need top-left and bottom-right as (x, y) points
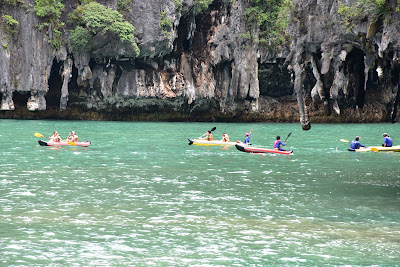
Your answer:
(69, 1), (140, 57)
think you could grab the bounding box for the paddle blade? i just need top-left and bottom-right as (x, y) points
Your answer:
(34, 132), (44, 137)
(370, 147), (379, 152)
(211, 127), (216, 131)
(68, 141), (76, 146)
(340, 139), (350, 143)
(285, 132), (292, 142)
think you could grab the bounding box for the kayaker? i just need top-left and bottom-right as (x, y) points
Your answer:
(243, 129), (253, 144)
(382, 133), (393, 147)
(273, 135), (286, 151)
(49, 131), (61, 142)
(200, 130), (213, 141)
(350, 136), (365, 149)
(67, 131), (79, 142)
(222, 133), (230, 142)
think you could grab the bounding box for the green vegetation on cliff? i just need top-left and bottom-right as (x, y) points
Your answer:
(338, 0), (391, 33)
(69, 1), (139, 57)
(33, 0), (65, 48)
(195, 0), (213, 14)
(243, 0), (290, 48)
(1, 14), (19, 36)
(160, 9), (173, 38)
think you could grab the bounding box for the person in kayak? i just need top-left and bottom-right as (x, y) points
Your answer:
(222, 133), (230, 142)
(67, 131), (79, 142)
(382, 133), (393, 147)
(350, 136), (365, 149)
(200, 130), (213, 141)
(273, 136), (286, 151)
(243, 129), (253, 144)
(49, 131), (61, 142)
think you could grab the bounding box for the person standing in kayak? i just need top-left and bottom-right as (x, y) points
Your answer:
(243, 129), (253, 144)
(350, 136), (365, 149)
(273, 136), (286, 151)
(382, 133), (393, 147)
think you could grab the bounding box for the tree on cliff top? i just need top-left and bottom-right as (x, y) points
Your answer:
(33, 0), (65, 48)
(69, 1), (140, 57)
(243, 0), (291, 49)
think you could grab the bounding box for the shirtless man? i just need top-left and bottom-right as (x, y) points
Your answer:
(67, 131), (79, 142)
(49, 131), (61, 142)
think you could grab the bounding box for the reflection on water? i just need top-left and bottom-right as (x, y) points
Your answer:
(0, 120), (399, 265)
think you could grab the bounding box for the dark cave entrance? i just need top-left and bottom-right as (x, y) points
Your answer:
(67, 61), (80, 103)
(259, 59), (293, 97)
(13, 91), (30, 110)
(344, 48), (366, 108)
(47, 59), (63, 109)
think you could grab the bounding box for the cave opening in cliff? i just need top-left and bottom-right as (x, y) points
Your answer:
(344, 48), (366, 109)
(12, 91), (30, 110)
(47, 59), (63, 109)
(258, 59), (293, 97)
(174, 13), (191, 54)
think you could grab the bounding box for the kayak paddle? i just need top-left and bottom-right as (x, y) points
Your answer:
(68, 141), (76, 146)
(340, 139), (350, 143)
(370, 147), (379, 152)
(196, 127), (217, 139)
(284, 132), (292, 142)
(34, 132), (44, 137)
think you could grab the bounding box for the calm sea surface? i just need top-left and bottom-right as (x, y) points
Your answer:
(0, 119), (399, 266)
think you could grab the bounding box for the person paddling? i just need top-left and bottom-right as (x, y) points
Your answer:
(67, 131), (79, 142)
(382, 133), (393, 147)
(350, 136), (365, 149)
(200, 130), (213, 141)
(243, 129), (253, 144)
(49, 131), (61, 142)
(273, 135), (286, 151)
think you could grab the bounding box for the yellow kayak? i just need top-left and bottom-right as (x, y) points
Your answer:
(348, 145), (400, 152)
(188, 139), (237, 146)
(370, 145), (400, 152)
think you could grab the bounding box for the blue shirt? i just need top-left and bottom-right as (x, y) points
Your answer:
(350, 140), (365, 149)
(274, 140), (286, 150)
(244, 135), (251, 144)
(383, 137), (393, 147)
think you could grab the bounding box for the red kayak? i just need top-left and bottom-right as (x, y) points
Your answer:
(38, 140), (91, 147)
(235, 144), (293, 154)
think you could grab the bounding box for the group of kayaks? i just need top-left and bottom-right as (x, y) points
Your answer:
(188, 138), (293, 155)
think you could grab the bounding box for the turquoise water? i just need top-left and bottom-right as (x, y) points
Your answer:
(0, 119), (399, 266)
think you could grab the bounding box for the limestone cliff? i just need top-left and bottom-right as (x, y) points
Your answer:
(1, 0), (400, 129)
(285, 0), (400, 129)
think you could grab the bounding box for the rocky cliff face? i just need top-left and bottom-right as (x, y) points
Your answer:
(1, 0), (400, 129)
(286, 0), (400, 129)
